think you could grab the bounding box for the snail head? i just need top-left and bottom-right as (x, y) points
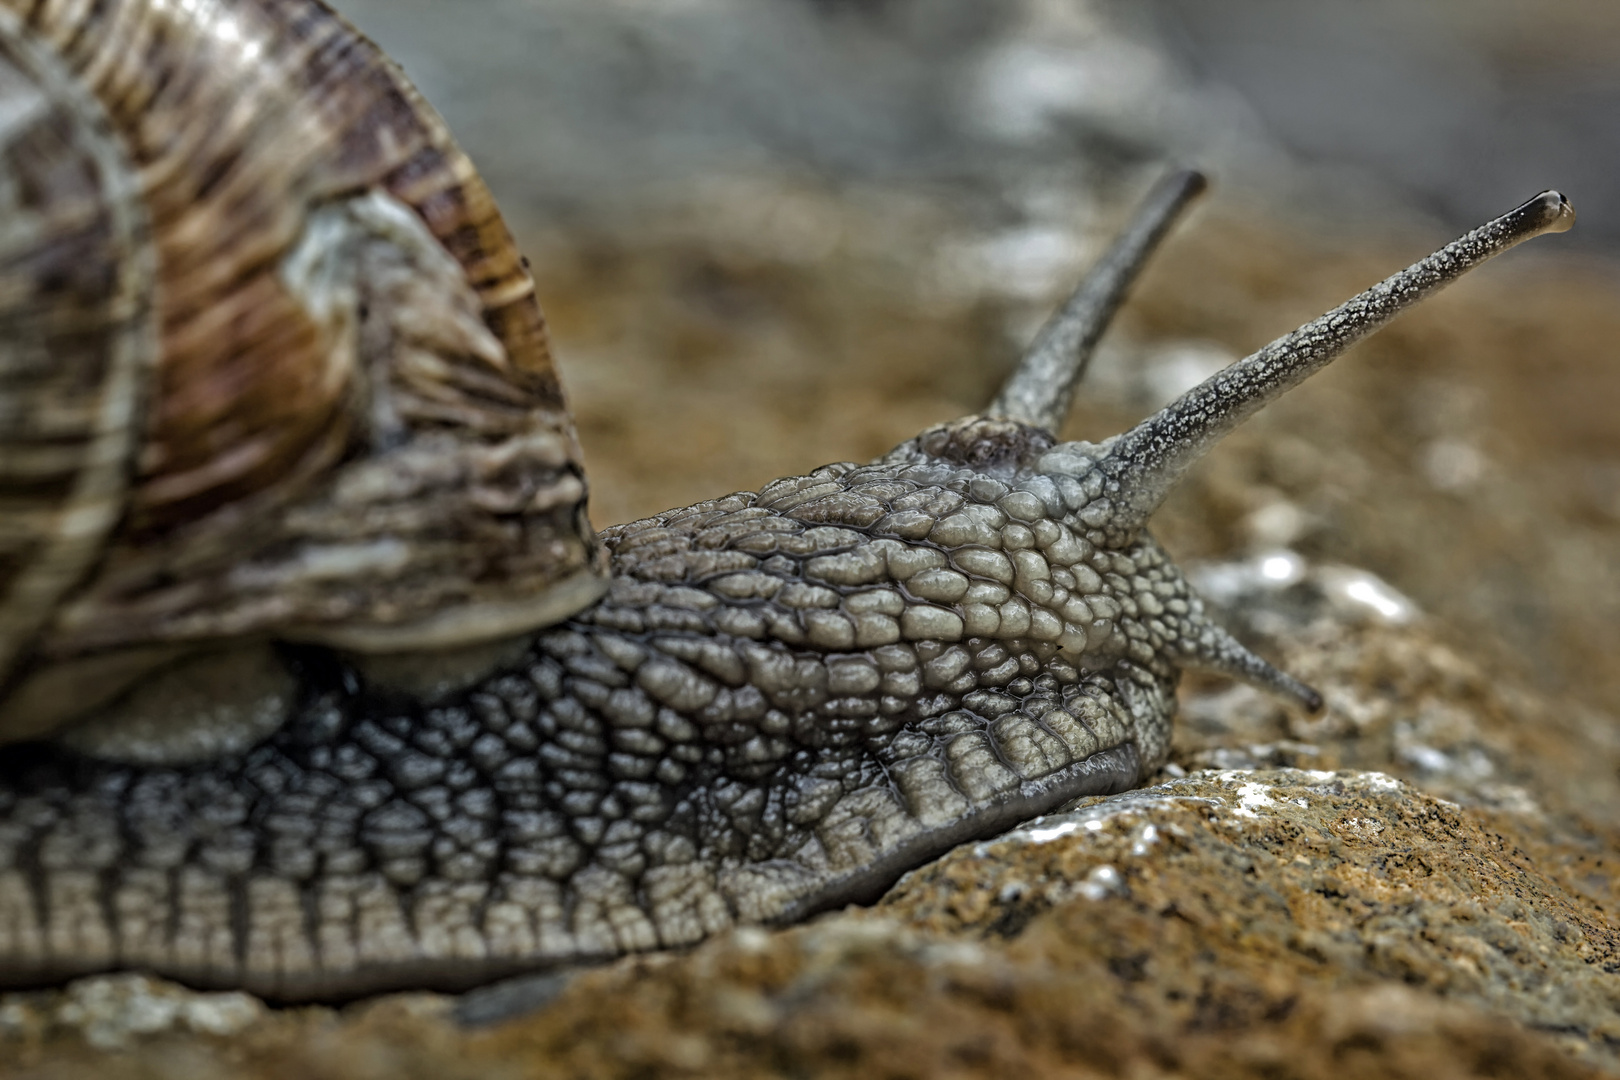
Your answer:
(873, 176), (1575, 715)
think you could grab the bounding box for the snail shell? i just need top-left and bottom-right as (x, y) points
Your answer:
(0, 0), (605, 744)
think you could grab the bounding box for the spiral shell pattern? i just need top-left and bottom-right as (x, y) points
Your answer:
(0, 0), (604, 741)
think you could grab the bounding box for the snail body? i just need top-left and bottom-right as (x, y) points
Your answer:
(0, 0), (1572, 1000)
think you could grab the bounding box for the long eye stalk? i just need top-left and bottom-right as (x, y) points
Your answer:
(1096, 190), (1575, 545)
(988, 168), (1208, 433)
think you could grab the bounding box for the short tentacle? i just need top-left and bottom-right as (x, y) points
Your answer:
(1172, 615), (1323, 713)
(987, 168), (1207, 433)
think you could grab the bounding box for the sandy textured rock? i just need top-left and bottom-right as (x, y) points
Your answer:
(891, 769), (1620, 1065)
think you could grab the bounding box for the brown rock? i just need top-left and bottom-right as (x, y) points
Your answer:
(888, 768), (1620, 1072)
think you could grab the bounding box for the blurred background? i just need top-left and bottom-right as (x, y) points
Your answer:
(339, 0), (1620, 251)
(331, 0), (1620, 723)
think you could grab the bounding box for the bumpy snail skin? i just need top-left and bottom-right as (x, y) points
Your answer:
(0, 0), (1575, 1002)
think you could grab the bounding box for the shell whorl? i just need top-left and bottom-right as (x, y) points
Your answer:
(0, 8), (157, 699)
(0, 0), (605, 741)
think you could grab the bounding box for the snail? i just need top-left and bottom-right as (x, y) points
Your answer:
(0, 0), (1573, 1001)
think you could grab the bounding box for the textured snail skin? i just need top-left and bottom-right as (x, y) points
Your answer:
(0, 416), (1226, 1000)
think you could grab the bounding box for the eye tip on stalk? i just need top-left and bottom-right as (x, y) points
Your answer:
(1527, 190), (1576, 234)
(1172, 168), (1209, 199)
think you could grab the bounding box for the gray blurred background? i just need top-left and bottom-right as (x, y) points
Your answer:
(336, 0), (1620, 250)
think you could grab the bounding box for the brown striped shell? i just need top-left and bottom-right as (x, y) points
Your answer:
(0, 0), (606, 744)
